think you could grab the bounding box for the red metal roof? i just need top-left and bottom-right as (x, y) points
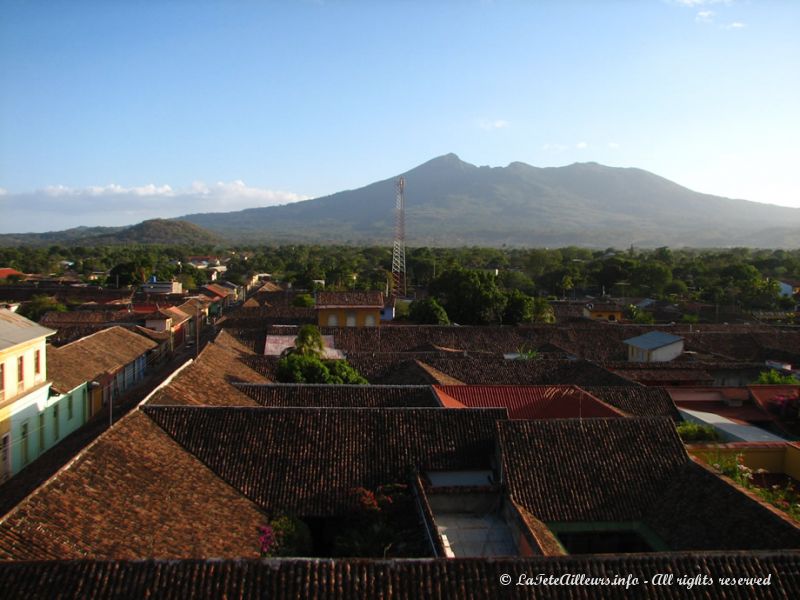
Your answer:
(433, 385), (626, 420)
(0, 268), (24, 280)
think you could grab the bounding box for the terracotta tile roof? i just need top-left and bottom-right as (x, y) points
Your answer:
(581, 386), (681, 419)
(235, 384), (440, 408)
(0, 285), (134, 305)
(500, 417), (688, 523)
(609, 367), (715, 385)
(645, 459), (800, 551)
(145, 335), (267, 407)
(0, 267), (24, 280)
(2, 554), (799, 598)
(201, 283), (232, 298)
(142, 406), (506, 516)
(499, 417), (800, 549)
(323, 325), (538, 353)
(47, 326), (157, 393)
(0, 411), (265, 560)
(39, 309), (135, 327)
(316, 291), (384, 308)
(433, 385), (626, 419)
(415, 358), (635, 387)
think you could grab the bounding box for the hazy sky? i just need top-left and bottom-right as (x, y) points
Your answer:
(1, 0), (798, 232)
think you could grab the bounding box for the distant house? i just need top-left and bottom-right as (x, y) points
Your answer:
(623, 331), (684, 362)
(141, 281), (183, 295)
(0, 268), (24, 281)
(316, 291), (383, 327)
(778, 280), (800, 298)
(583, 302), (624, 322)
(46, 327), (157, 419)
(0, 309), (55, 482)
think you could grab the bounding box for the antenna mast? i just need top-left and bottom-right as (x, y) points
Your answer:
(391, 176), (407, 298)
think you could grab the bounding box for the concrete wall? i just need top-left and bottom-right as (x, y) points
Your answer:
(318, 308), (381, 328)
(690, 443), (800, 481)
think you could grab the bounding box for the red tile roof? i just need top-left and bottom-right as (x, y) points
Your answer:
(433, 385), (626, 419)
(316, 291), (384, 308)
(0, 268), (24, 280)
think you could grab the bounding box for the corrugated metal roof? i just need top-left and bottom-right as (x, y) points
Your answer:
(623, 331), (683, 350)
(0, 308), (55, 351)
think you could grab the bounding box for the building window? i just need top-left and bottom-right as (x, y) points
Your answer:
(365, 314), (376, 327)
(21, 423), (29, 465)
(17, 356), (24, 387)
(327, 313), (338, 326)
(34, 350), (41, 375)
(39, 413), (46, 452)
(346, 311), (356, 327)
(68, 396), (74, 420)
(53, 405), (59, 441)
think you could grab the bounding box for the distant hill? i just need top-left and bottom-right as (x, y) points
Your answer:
(3, 155), (799, 247)
(180, 154), (800, 247)
(0, 219), (221, 247)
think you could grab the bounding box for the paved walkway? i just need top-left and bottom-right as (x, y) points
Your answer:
(0, 335), (210, 518)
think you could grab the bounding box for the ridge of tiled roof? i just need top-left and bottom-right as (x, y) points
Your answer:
(141, 405), (507, 516)
(234, 383), (440, 408)
(2, 554), (799, 599)
(0, 411), (265, 560)
(413, 360), (466, 385)
(46, 326), (157, 393)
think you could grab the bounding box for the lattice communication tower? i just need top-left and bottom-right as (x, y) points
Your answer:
(391, 176), (407, 298)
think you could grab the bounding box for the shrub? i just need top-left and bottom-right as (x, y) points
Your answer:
(259, 515), (312, 557)
(292, 293), (315, 308)
(676, 421), (719, 442)
(408, 297), (449, 325)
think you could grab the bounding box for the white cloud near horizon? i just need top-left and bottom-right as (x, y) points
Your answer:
(478, 119), (510, 130)
(722, 21), (746, 29)
(0, 181), (310, 233)
(695, 10), (714, 22)
(674, 0), (731, 7)
(576, 141), (588, 149)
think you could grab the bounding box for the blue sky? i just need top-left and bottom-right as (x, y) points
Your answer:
(1, 0), (798, 232)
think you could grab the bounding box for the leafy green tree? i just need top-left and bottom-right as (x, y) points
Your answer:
(755, 370), (800, 385)
(276, 353), (367, 384)
(531, 297), (556, 324)
(429, 268), (506, 325)
(292, 293), (315, 308)
(17, 295), (67, 322)
(289, 324), (325, 357)
(408, 298), (450, 325)
(497, 270), (536, 295)
(502, 289), (533, 324)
